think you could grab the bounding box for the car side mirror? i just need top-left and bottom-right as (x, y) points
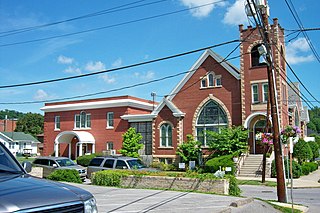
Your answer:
(22, 161), (32, 173)
(53, 164), (58, 168)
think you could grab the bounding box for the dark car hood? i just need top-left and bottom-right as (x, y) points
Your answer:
(0, 174), (92, 212)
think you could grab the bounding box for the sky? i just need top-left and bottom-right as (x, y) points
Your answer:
(0, 0), (319, 114)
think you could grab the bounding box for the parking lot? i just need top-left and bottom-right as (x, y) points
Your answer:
(68, 183), (256, 213)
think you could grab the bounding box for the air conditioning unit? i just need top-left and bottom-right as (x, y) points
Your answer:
(110, 149), (116, 155)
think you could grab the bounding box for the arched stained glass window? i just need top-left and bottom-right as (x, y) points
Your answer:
(196, 101), (228, 146)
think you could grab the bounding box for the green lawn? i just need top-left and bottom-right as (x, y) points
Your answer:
(15, 156), (36, 163)
(237, 179), (277, 187)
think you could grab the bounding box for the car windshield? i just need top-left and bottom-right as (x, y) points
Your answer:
(127, 159), (145, 169)
(56, 158), (76, 167)
(0, 143), (23, 175)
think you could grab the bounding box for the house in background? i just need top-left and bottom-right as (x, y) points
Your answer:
(0, 117), (17, 132)
(0, 132), (39, 156)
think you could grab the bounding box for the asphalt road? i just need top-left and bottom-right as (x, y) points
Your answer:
(240, 185), (320, 213)
(68, 183), (278, 213)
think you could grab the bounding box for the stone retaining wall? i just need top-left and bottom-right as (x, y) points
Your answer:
(120, 176), (229, 194)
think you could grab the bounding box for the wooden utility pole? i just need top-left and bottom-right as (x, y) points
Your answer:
(260, 4), (287, 203)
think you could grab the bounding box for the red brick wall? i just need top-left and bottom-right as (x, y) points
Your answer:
(43, 106), (151, 157)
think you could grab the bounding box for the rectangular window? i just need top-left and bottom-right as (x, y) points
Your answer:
(262, 83), (269, 103)
(106, 142), (114, 150)
(216, 77), (222, 86)
(201, 79), (206, 88)
(75, 114), (80, 128)
(74, 112), (91, 129)
(107, 112), (114, 128)
(252, 84), (259, 103)
(54, 116), (60, 130)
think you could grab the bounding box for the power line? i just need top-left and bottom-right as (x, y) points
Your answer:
(0, 39), (239, 89)
(0, 0), (227, 48)
(283, 0), (320, 63)
(0, 0), (167, 37)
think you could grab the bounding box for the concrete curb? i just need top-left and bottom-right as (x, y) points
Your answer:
(219, 207), (232, 213)
(269, 201), (309, 213)
(229, 197), (254, 207)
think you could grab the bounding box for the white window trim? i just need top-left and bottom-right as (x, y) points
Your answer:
(251, 84), (259, 104)
(54, 115), (60, 131)
(200, 72), (222, 89)
(262, 83), (269, 103)
(106, 112), (114, 129)
(74, 112), (91, 130)
(160, 124), (173, 147)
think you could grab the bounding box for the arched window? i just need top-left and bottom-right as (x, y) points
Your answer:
(196, 101), (228, 146)
(295, 110), (299, 127)
(160, 123), (172, 147)
(75, 111), (91, 129)
(208, 73), (214, 87)
(251, 44), (266, 67)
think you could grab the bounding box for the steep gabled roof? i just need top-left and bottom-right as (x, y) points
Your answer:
(0, 132), (39, 143)
(168, 49), (240, 101)
(152, 98), (185, 117)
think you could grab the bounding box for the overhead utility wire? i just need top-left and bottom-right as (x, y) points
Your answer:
(0, 0), (227, 47)
(247, 1), (314, 109)
(0, 39), (239, 89)
(0, 0), (166, 37)
(284, 0), (320, 63)
(0, 53), (243, 105)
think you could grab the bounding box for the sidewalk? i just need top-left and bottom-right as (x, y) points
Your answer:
(237, 168), (320, 188)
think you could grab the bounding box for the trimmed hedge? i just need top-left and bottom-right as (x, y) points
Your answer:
(47, 169), (82, 183)
(76, 153), (102, 167)
(204, 155), (235, 174)
(91, 170), (128, 187)
(271, 159), (302, 178)
(301, 162), (318, 175)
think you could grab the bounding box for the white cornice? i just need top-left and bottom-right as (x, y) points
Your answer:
(41, 99), (154, 112)
(121, 114), (157, 122)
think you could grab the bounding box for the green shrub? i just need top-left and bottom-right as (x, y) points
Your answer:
(227, 175), (241, 196)
(204, 155), (235, 174)
(47, 169), (82, 183)
(301, 165), (310, 175)
(303, 162), (318, 173)
(293, 139), (313, 164)
(150, 161), (177, 171)
(308, 141), (319, 161)
(271, 159), (301, 178)
(91, 170), (128, 186)
(76, 153), (102, 167)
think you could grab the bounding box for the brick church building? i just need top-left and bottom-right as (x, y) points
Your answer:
(41, 19), (308, 163)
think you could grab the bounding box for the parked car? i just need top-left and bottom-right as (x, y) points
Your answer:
(87, 156), (147, 178)
(0, 141), (97, 212)
(33, 156), (87, 180)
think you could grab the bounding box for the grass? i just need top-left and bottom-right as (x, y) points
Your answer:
(237, 179), (277, 187)
(267, 201), (303, 213)
(15, 156), (36, 163)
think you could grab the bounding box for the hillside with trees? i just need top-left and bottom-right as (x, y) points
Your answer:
(308, 107), (320, 134)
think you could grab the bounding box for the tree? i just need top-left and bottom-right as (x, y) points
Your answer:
(206, 126), (248, 157)
(308, 141), (319, 161)
(176, 134), (202, 163)
(119, 127), (143, 158)
(15, 112), (44, 137)
(293, 139), (313, 164)
(0, 109), (24, 120)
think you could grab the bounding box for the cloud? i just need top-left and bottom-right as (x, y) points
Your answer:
(85, 61), (106, 72)
(100, 74), (116, 84)
(33, 89), (51, 101)
(134, 70), (155, 80)
(64, 66), (81, 74)
(286, 38), (315, 64)
(180, 0), (226, 18)
(223, 0), (248, 25)
(57, 55), (74, 64)
(111, 58), (122, 68)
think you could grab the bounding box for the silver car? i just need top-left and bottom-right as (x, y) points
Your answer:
(87, 156), (146, 178)
(33, 156), (87, 180)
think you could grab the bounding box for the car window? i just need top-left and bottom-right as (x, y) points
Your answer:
(103, 159), (114, 168)
(115, 160), (127, 169)
(33, 159), (43, 165)
(89, 158), (104, 166)
(0, 144), (22, 173)
(48, 160), (56, 167)
(56, 159), (75, 167)
(127, 159), (145, 169)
